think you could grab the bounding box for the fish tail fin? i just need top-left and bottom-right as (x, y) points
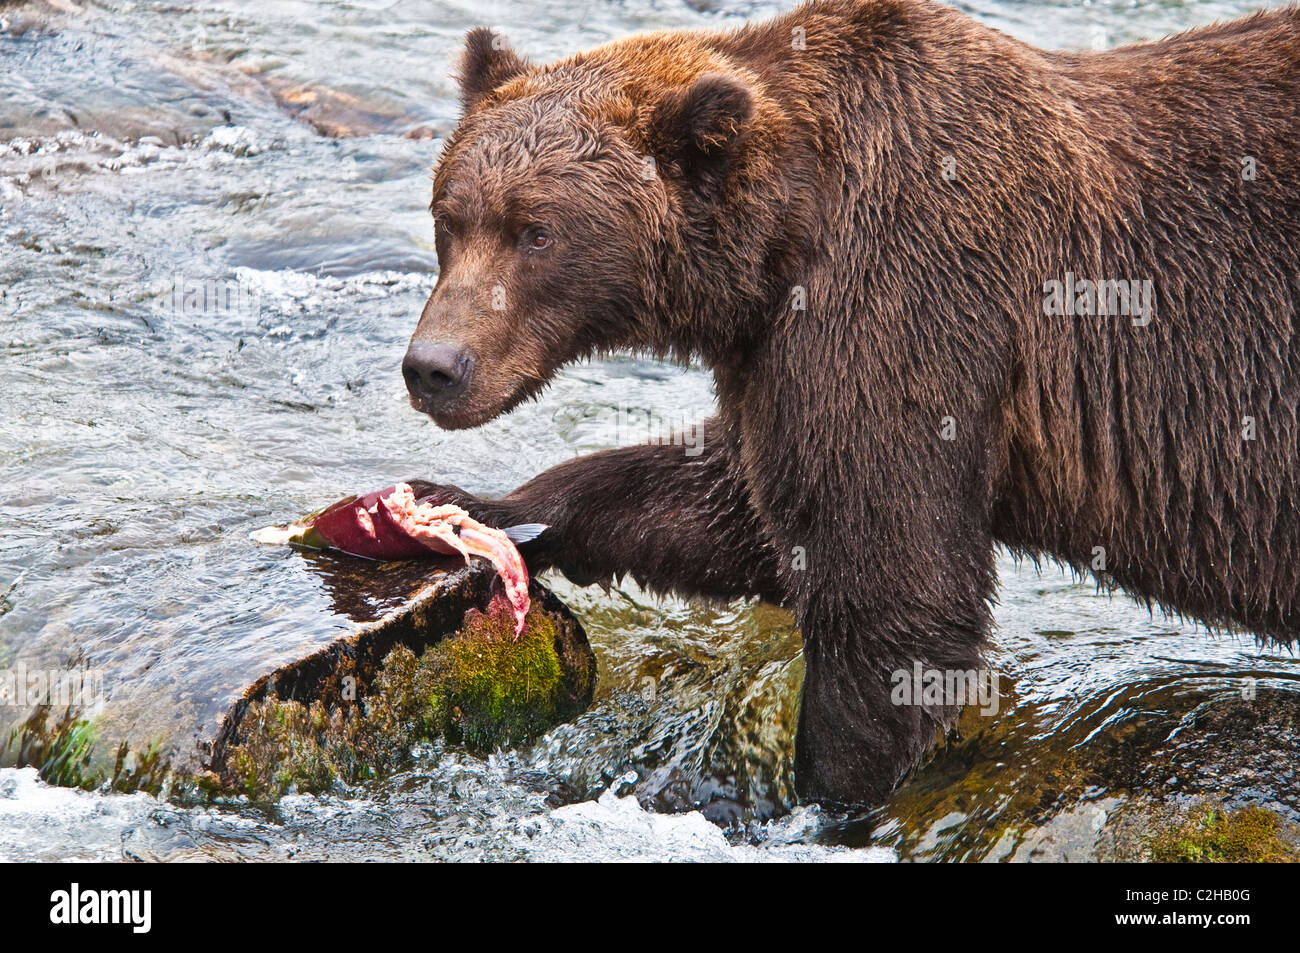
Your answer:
(503, 523), (549, 544)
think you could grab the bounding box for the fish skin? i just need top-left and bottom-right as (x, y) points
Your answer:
(292, 483), (533, 636)
(307, 487), (429, 560)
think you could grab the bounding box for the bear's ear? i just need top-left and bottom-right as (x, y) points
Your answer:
(648, 72), (754, 182)
(456, 27), (529, 112)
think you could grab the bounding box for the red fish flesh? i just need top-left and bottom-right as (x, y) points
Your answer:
(254, 483), (542, 636)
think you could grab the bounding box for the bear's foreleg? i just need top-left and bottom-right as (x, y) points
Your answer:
(407, 417), (783, 601)
(792, 581), (994, 807)
(737, 371), (1003, 807)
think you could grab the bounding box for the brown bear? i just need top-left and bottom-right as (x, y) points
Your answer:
(399, 0), (1300, 807)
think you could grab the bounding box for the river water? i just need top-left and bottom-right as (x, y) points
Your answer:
(2, 0), (1297, 862)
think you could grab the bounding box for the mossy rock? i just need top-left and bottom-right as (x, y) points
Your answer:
(220, 597), (595, 800)
(1148, 803), (1299, 863)
(1, 543), (592, 798)
(373, 600), (591, 752)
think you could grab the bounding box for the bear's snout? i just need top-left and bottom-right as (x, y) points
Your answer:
(402, 340), (474, 413)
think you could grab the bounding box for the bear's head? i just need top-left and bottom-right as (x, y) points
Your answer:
(404, 28), (796, 429)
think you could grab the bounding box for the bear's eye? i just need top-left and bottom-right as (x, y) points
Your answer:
(521, 226), (552, 252)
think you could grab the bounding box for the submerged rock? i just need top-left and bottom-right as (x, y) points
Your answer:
(877, 683), (1300, 861)
(4, 549), (594, 800)
(1142, 803), (1298, 863)
(217, 596), (595, 800)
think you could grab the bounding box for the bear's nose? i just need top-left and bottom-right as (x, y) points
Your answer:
(403, 341), (474, 408)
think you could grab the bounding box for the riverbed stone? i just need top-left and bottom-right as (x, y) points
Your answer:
(3, 551), (594, 799)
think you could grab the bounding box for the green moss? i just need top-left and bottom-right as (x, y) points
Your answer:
(1148, 804), (1299, 863)
(107, 737), (170, 795)
(3, 710), (174, 795)
(420, 602), (565, 749)
(227, 698), (343, 800)
(223, 600), (594, 800)
(32, 717), (97, 789)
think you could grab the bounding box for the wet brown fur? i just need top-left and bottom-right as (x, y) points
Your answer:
(407, 0), (1300, 806)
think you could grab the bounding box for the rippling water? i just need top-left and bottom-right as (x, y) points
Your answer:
(2, 0), (1297, 861)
